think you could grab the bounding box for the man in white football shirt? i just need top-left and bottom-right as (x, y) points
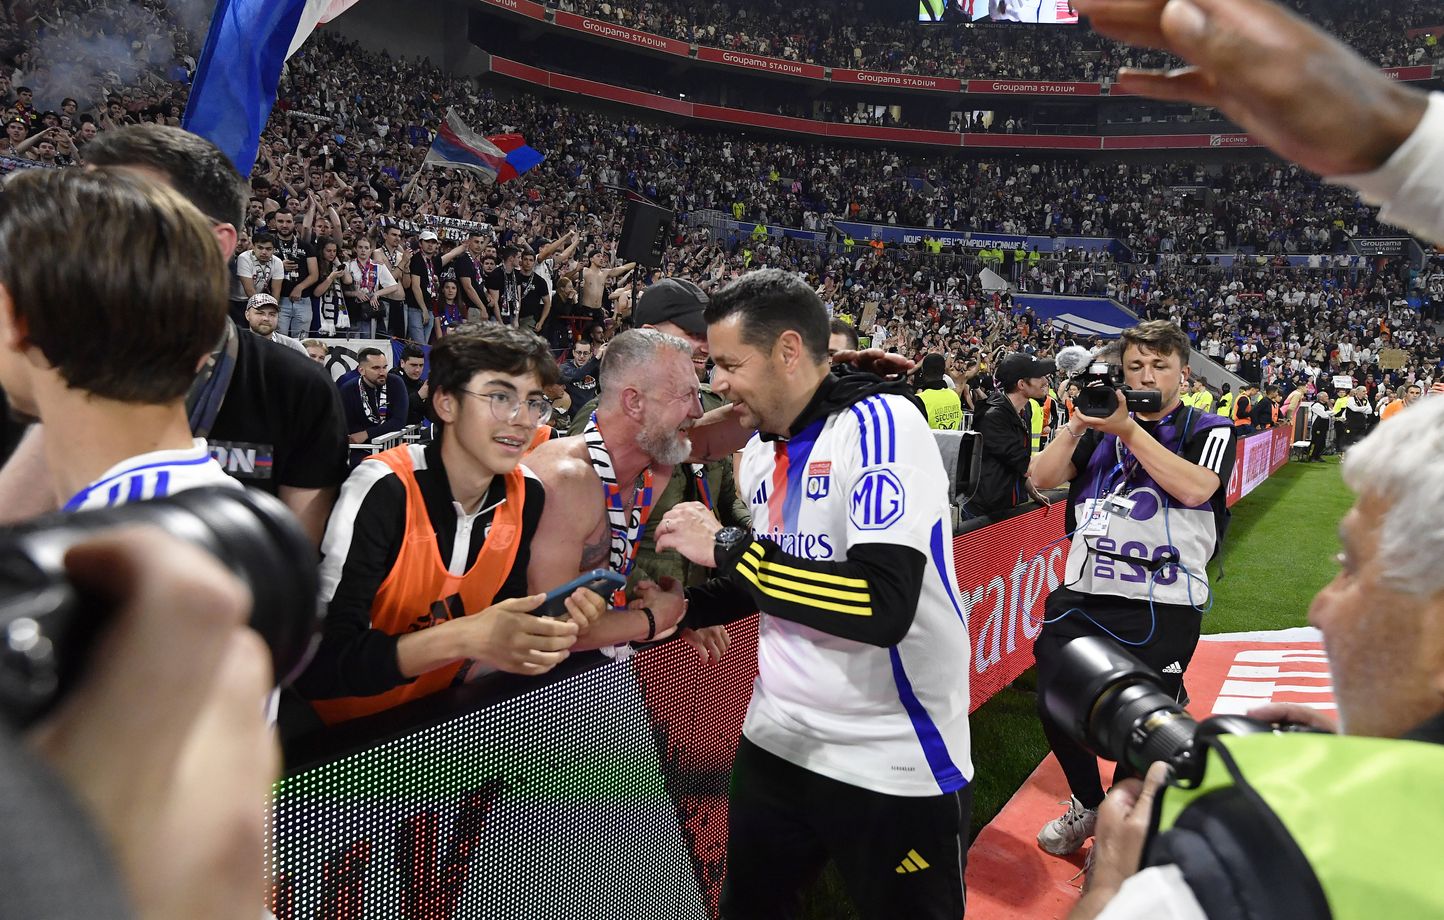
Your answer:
(655, 269), (973, 920)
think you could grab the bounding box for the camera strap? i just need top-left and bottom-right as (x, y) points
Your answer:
(186, 322), (239, 439)
(1089, 543), (1180, 573)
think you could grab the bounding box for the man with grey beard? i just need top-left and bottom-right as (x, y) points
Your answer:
(523, 329), (706, 653)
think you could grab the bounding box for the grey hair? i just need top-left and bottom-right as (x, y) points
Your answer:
(598, 327), (693, 402)
(1341, 394), (1444, 596)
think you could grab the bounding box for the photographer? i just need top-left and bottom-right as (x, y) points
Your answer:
(1071, 397), (1444, 920)
(1028, 321), (1236, 856)
(6, 527), (277, 920)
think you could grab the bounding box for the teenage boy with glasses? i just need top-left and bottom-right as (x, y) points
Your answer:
(295, 324), (606, 724)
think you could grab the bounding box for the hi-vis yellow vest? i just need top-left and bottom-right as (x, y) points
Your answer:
(1028, 389), (1055, 452)
(1157, 731), (1444, 920)
(918, 387), (962, 430)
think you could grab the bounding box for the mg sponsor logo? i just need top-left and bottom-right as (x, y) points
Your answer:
(850, 470), (905, 530)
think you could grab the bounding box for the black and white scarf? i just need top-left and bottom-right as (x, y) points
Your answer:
(582, 413), (655, 580)
(359, 375), (388, 426)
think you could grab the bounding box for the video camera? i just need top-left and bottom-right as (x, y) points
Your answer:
(1041, 636), (1306, 786)
(0, 487), (322, 728)
(1056, 346), (1163, 419)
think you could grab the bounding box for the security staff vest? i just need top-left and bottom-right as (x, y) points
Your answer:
(918, 386), (962, 430)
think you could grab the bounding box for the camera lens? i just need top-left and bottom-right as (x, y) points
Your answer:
(1089, 680), (1196, 776)
(1041, 636), (1202, 778)
(0, 487), (322, 726)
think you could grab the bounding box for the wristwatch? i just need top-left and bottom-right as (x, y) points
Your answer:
(713, 526), (751, 571)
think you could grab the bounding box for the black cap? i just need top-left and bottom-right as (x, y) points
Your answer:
(996, 353), (1056, 388)
(634, 278), (708, 335)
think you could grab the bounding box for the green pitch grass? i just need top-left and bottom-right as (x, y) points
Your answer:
(802, 457), (1355, 918)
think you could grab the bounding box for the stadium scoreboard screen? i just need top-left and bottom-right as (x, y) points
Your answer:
(919, 0), (1079, 23)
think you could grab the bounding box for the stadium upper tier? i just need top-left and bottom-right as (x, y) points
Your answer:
(534, 0), (1442, 82)
(267, 33), (1395, 256)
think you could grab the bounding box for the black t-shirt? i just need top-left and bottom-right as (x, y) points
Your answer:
(485, 265), (521, 321)
(293, 442), (546, 700)
(408, 252), (443, 314)
(517, 271), (550, 322)
(207, 332), (349, 495)
(273, 233), (312, 298)
(560, 355), (600, 409)
(454, 251), (485, 304)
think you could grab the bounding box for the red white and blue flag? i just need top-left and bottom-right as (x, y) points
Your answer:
(183, 0), (361, 173)
(425, 109), (545, 184)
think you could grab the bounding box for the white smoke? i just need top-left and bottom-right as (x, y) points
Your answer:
(24, 0), (215, 110)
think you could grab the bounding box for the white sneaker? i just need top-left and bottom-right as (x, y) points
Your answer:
(1037, 796), (1098, 856)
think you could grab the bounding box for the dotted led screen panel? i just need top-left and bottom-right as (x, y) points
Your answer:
(269, 619), (761, 920)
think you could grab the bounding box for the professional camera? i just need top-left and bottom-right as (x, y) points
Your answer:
(0, 487), (322, 727)
(1041, 636), (1296, 786)
(1056, 346), (1163, 419)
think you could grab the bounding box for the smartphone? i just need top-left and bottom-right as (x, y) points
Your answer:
(534, 569), (625, 618)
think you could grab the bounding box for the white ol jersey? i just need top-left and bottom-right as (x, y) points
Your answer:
(63, 439), (241, 512)
(737, 392), (974, 796)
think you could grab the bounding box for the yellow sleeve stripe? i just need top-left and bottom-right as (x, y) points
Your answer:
(737, 558), (872, 603)
(735, 559), (873, 617)
(742, 544), (869, 590)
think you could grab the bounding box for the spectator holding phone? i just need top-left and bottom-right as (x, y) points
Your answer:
(295, 324), (606, 724)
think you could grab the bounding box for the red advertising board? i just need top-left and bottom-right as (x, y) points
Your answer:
(822, 121), (961, 145)
(549, 71), (693, 115)
(691, 103), (961, 145)
(474, 0), (546, 19)
(1382, 65), (1436, 81)
(953, 504), (1069, 712)
(487, 55), (551, 86)
(965, 79), (1101, 95)
(551, 11), (691, 57)
(963, 132), (1101, 150)
(695, 46), (825, 81)
(832, 69), (963, 93)
(1226, 425), (1292, 506)
(486, 58), (1273, 152)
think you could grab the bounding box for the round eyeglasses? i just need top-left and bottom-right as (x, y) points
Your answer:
(460, 389), (553, 427)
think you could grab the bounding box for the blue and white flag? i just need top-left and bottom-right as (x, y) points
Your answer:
(183, 0), (360, 173)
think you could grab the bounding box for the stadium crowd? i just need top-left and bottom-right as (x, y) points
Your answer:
(5, 0), (1438, 398)
(2, 2), (1439, 404)
(2, 0), (1444, 916)
(552, 0), (1442, 80)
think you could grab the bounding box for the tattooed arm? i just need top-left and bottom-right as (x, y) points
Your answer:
(524, 441), (662, 647)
